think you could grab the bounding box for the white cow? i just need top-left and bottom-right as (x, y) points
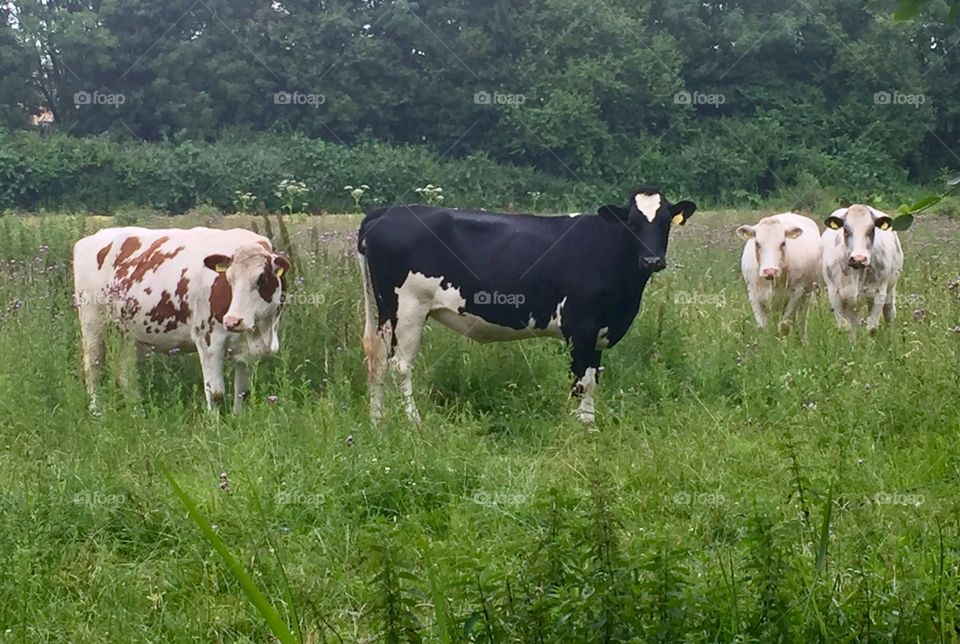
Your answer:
(820, 205), (904, 338)
(736, 213), (821, 333)
(73, 227), (291, 412)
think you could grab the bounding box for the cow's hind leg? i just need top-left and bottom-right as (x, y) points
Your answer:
(77, 298), (106, 414)
(360, 253), (392, 423)
(391, 304), (429, 424)
(570, 339), (603, 425)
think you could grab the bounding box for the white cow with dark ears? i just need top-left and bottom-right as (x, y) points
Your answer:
(820, 205), (906, 338)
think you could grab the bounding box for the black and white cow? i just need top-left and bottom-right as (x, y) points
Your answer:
(357, 188), (696, 424)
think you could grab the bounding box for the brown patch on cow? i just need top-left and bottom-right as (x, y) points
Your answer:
(114, 237), (141, 268)
(205, 273), (232, 346)
(144, 287), (153, 295)
(114, 236), (186, 288)
(96, 243), (113, 270)
(145, 268), (192, 333)
(257, 260), (281, 303)
(176, 269), (190, 298)
(148, 290), (191, 332)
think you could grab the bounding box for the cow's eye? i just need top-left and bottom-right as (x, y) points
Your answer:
(780, 241), (786, 249)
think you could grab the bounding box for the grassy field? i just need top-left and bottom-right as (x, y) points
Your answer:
(1, 208), (959, 642)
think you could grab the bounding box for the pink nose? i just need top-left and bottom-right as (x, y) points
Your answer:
(849, 254), (868, 267)
(760, 268), (778, 280)
(223, 315), (245, 331)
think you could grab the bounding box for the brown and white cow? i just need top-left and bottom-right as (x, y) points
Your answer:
(72, 227), (290, 412)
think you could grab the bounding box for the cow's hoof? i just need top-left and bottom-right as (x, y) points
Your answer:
(868, 326), (879, 336)
(574, 409), (596, 425)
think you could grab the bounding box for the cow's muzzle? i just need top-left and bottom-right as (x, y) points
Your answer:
(848, 254), (869, 269)
(223, 314), (252, 332)
(641, 256), (667, 272)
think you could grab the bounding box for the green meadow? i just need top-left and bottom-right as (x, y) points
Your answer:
(1, 209), (959, 642)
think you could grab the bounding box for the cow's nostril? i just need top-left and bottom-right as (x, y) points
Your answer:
(224, 315), (244, 331)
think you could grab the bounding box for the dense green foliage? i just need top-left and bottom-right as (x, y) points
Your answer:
(1, 211), (959, 641)
(2, 0), (959, 210)
(0, 129), (608, 213)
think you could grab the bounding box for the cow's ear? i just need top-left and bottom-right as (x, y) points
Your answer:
(273, 255), (291, 278)
(785, 227), (804, 239)
(670, 200), (696, 225)
(875, 216), (893, 231)
(204, 254), (232, 272)
(736, 225), (755, 240)
(598, 204), (628, 222)
(824, 216), (844, 230)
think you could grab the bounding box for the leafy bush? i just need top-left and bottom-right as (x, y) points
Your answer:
(0, 128), (930, 215)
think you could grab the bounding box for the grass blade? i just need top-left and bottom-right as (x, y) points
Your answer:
(161, 465), (299, 644)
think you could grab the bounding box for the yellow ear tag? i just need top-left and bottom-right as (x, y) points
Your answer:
(671, 213), (685, 225)
(878, 221), (891, 231)
(827, 220), (842, 230)
(215, 263), (229, 273)
(275, 267), (285, 279)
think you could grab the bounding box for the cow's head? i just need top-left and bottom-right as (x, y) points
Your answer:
(824, 205), (893, 270)
(598, 188), (696, 272)
(736, 217), (805, 280)
(203, 244), (291, 358)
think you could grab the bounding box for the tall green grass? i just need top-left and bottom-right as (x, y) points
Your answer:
(0, 209), (958, 641)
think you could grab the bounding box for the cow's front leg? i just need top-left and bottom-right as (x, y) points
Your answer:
(865, 289), (888, 335)
(827, 285), (858, 337)
(233, 361), (250, 413)
(747, 282), (769, 328)
(778, 285), (807, 336)
(196, 343), (227, 411)
(570, 340), (602, 425)
(883, 286), (897, 323)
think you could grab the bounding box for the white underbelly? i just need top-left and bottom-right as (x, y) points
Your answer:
(430, 309), (563, 343)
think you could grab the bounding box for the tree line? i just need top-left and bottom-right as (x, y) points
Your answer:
(1, 0), (958, 206)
